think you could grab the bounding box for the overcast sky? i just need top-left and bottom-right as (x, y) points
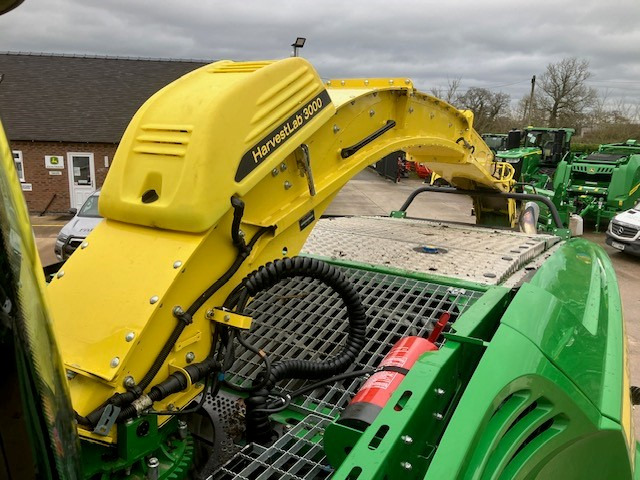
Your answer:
(1, 0), (639, 109)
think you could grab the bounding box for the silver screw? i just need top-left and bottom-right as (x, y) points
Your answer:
(177, 419), (188, 439)
(173, 260), (182, 269)
(238, 229), (245, 238)
(340, 80), (345, 86)
(173, 305), (184, 317)
(326, 80), (331, 86)
(149, 295), (159, 304)
(56, 270), (65, 279)
(333, 125), (340, 134)
(369, 109), (375, 117)
(433, 412), (444, 420)
(389, 79), (394, 85)
(284, 181), (292, 190)
(400, 461), (412, 471)
(280, 162), (287, 172)
(81, 242), (88, 249)
(435, 388), (445, 396)
(271, 168), (279, 177)
(405, 79), (411, 85)
(364, 79), (369, 85)
(66, 370), (77, 380)
(147, 457), (159, 480)
(125, 332), (135, 342)
(401, 435), (413, 445)
(185, 352), (195, 363)
(223, 314), (231, 322)
(110, 357), (120, 368)
(124, 376), (136, 388)
(408, 107), (414, 113)
(205, 309), (214, 319)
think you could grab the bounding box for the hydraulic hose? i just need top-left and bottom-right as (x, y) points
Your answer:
(234, 256), (368, 443)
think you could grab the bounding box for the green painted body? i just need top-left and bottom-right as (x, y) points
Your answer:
(82, 416), (193, 479)
(550, 140), (640, 231)
(328, 239), (635, 479)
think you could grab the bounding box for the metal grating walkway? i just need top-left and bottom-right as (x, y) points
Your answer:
(302, 216), (559, 285)
(212, 265), (483, 479)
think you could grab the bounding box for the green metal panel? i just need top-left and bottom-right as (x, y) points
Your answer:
(425, 325), (633, 480)
(503, 238), (625, 423)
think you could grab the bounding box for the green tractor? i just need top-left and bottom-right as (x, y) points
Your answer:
(495, 127), (575, 188)
(481, 133), (508, 154)
(547, 139), (640, 231)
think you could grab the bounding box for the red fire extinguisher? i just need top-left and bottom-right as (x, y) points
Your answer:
(338, 313), (449, 430)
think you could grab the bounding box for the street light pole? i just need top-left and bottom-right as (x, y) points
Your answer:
(291, 37), (306, 57)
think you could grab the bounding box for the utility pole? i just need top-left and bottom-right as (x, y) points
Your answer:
(526, 75), (536, 126)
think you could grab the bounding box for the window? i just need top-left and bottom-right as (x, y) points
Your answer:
(12, 150), (25, 182)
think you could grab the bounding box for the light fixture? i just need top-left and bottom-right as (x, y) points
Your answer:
(291, 37), (306, 57)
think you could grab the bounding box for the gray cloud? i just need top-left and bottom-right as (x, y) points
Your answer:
(1, 0), (639, 107)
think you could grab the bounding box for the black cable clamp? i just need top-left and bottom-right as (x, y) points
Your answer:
(173, 306), (193, 325)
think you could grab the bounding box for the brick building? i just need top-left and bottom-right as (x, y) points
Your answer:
(0, 53), (208, 213)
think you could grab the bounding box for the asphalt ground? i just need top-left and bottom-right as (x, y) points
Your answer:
(32, 168), (640, 435)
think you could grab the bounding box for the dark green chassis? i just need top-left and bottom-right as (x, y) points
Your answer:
(83, 239), (638, 479)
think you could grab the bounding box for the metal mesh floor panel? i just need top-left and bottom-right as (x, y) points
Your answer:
(212, 415), (332, 480)
(214, 265), (483, 478)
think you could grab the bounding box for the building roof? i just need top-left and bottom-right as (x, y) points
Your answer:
(0, 52), (209, 143)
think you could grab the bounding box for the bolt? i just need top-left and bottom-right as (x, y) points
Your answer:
(340, 80), (345, 86)
(364, 79), (369, 86)
(284, 181), (292, 190)
(173, 305), (184, 317)
(280, 162), (287, 172)
(173, 260), (182, 269)
(400, 461), (412, 471)
(177, 420), (188, 439)
(149, 295), (159, 305)
(167, 404), (176, 411)
(401, 435), (413, 445)
(238, 229), (245, 238)
(408, 107), (414, 113)
(147, 457), (159, 480)
(185, 352), (195, 363)
(110, 357), (120, 368)
(369, 109), (375, 116)
(271, 168), (279, 177)
(433, 412), (444, 420)
(125, 331), (135, 342)
(81, 242), (88, 249)
(124, 376), (136, 388)
(405, 78), (411, 85)
(56, 270), (65, 279)
(223, 314), (231, 322)
(66, 370), (77, 380)
(435, 388), (445, 396)
(389, 79), (394, 85)
(205, 309), (214, 319)
(333, 125), (340, 134)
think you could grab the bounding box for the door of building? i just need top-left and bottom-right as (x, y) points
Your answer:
(67, 153), (96, 209)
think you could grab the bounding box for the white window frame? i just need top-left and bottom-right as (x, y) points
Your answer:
(12, 150), (25, 182)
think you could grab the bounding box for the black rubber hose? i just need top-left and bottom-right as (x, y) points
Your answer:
(239, 256), (367, 443)
(242, 257), (367, 386)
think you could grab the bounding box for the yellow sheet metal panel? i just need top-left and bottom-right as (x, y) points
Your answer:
(100, 58), (335, 233)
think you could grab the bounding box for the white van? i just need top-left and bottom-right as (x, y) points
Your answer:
(54, 190), (102, 261)
(605, 201), (640, 256)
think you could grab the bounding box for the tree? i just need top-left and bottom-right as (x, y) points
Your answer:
(538, 57), (597, 126)
(430, 77), (461, 104)
(455, 87), (511, 133)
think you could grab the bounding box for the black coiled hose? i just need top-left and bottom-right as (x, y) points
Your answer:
(234, 256), (367, 443)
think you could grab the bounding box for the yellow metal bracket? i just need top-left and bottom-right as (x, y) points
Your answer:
(208, 308), (253, 330)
